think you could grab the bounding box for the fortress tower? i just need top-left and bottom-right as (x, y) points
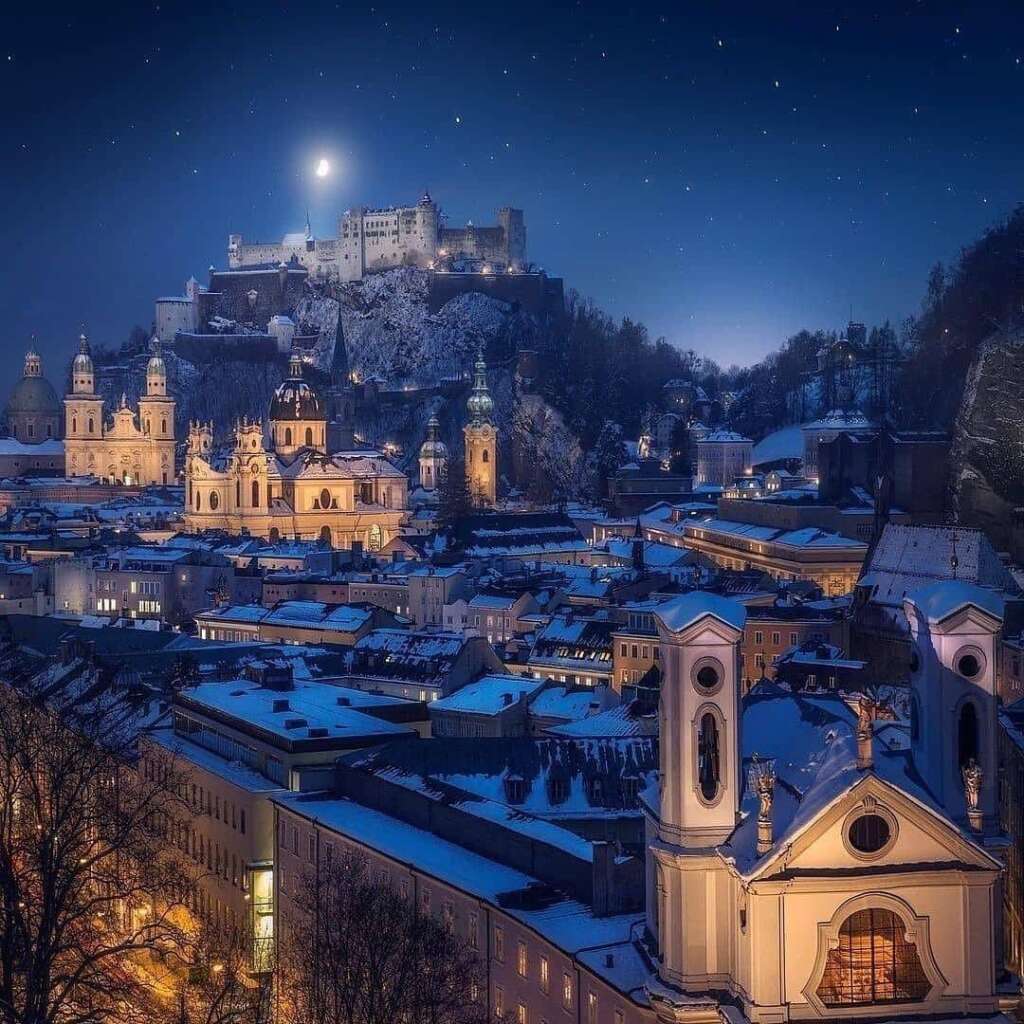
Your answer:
(463, 349), (497, 506)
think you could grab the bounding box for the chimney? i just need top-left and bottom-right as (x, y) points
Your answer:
(272, 698), (290, 713)
(750, 756), (776, 856)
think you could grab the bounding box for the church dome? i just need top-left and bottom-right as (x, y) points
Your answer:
(420, 414), (448, 457)
(147, 337), (166, 378)
(269, 352), (324, 421)
(5, 350), (60, 417)
(72, 334), (93, 374)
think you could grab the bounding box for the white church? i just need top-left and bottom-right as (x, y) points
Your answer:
(642, 582), (1014, 1022)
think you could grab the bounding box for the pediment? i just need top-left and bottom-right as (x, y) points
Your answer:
(750, 773), (999, 882)
(675, 619), (742, 648)
(932, 605), (1002, 636)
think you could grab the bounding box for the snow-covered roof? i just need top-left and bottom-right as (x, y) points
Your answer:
(862, 524), (1019, 607)
(429, 674), (544, 716)
(751, 425), (804, 467)
(802, 408), (875, 431)
(654, 591), (746, 634)
(177, 677), (414, 745)
(0, 438), (65, 456)
(698, 430), (752, 444)
(904, 580), (1006, 624)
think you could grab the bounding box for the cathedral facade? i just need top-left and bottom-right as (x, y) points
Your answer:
(184, 351), (408, 549)
(63, 336), (176, 486)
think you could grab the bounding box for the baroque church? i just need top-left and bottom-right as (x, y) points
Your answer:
(642, 583), (1013, 1022)
(184, 313), (408, 549)
(63, 335), (176, 485)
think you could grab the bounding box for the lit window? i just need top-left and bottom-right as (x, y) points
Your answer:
(517, 940), (528, 977)
(562, 973), (573, 1010)
(817, 908), (929, 1007)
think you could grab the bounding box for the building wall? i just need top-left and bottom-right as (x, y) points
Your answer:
(273, 803), (650, 1024)
(696, 440), (753, 487)
(740, 615), (847, 689)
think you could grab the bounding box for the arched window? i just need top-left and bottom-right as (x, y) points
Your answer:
(236, 480), (240, 507)
(251, 480), (260, 508)
(482, 449), (489, 463)
(268, 527), (280, 544)
(697, 713), (720, 802)
(72, 417), (77, 434)
(319, 526), (332, 545)
(146, 419), (151, 435)
(46, 424), (52, 438)
(305, 427), (313, 447)
(161, 419), (167, 434)
(284, 428), (292, 447)
(88, 417), (94, 434)
(195, 491), (202, 511)
(817, 908), (930, 1007)
(958, 702), (979, 771)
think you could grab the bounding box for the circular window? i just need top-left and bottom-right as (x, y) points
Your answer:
(848, 814), (891, 854)
(691, 657), (725, 695)
(696, 665), (719, 690)
(320, 488), (332, 509)
(209, 492), (219, 511)
(957, 653), (981, 679)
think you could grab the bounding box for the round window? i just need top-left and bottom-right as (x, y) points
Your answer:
(320, 488), (332, 509)
(696, 665), (719, 690)
(848, 813), (891, 854)
(957, 653), (981, 679)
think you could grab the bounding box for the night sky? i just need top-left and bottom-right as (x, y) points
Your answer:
(3, 2), (1023, 385)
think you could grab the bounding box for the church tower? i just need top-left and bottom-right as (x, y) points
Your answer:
(138, 338), (176, 484)
(64, 334), (105, 477)
(270, 350), (327, 461)
(463, 348), (496, 506)
(419, 414), (448, 491)
(649, 592), (746, 991)
(904, 579), (1003, 829)
(327, 305), (356, 452)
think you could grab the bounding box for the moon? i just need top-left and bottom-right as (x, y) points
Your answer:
(315, 157), (330, 178)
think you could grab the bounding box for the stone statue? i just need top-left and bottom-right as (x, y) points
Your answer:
(856, 696), (876, 739)
(749, 755), (775, 821)
(962, 758), (983, 812)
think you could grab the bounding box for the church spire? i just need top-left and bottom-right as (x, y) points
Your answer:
(466, 347), (493, 425)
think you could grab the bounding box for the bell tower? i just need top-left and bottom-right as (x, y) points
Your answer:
(64, 334), (105, 478)
(904, 579), (1003, 829)
(649, 592), (746, 994)
(463, 348), (497, 506)
(137, 338), (176, 484)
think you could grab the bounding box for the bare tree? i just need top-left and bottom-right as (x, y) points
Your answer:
(280, 851), (491, 1024)
(149, 917), (267, 1024)
(0, 682), (196, 1024)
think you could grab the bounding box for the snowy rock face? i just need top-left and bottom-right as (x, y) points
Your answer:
(296, 268), (543, 387)
(951, 326), (1024, 559)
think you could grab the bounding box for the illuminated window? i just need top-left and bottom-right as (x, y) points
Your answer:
(817, 908), (930, 1007)
(517, 940), (528, 977)
(539, 955), (549, 992)
(562, 973), (573, 1010)
(494, 926), (504, 962)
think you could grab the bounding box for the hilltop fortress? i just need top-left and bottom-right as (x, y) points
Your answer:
(227, 192), (526, 282)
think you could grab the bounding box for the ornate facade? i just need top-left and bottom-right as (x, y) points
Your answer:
(184, 352), (408, 548)
(63, 336), (176, 486)
(463, 350), (497, 506)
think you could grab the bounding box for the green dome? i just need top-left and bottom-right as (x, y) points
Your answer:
(5, 375), (60, 417)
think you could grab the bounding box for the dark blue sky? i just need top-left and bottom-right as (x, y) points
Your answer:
(3, 1), (1023, 384)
